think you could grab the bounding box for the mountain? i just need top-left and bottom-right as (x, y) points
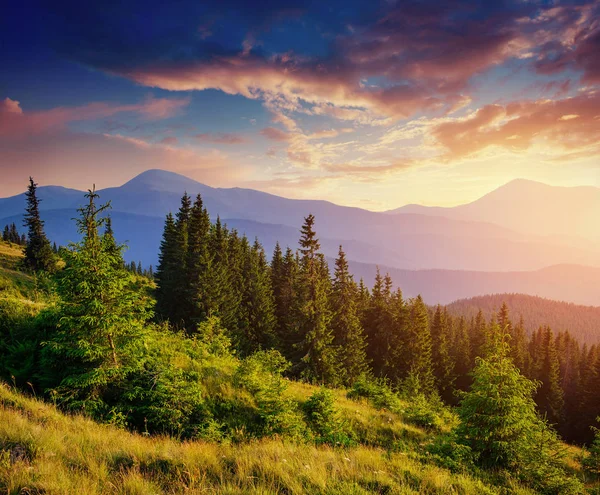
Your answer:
(388, 179), (600, 243)
(2, 170), (599, 273)
(446, 293), (600, 345)
(345, 261), (600, 307)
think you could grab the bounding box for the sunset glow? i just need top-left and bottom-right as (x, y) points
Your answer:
(1, 1), (599, 209)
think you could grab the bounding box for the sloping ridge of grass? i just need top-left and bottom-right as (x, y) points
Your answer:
(0, 382), (531, 495)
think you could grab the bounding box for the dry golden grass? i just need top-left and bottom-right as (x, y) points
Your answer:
(0, 383), (536, 495)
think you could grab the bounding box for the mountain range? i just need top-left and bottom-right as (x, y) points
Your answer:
(1, 169), (599, 306)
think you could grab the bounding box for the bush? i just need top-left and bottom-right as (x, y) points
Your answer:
(303, 388), (355, 447)
(235, 350), (306, 440)
(346, 374), (401, 412)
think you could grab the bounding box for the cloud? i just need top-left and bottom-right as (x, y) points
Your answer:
(192, 132), (247, 144)
(0, 95), (190, 138)
(36, 0), (600, 131)
(432, 91), (600, 159)
(0, 98), (22, 114)
(0, 129), (250, 196)
(260, 126), (290, 141)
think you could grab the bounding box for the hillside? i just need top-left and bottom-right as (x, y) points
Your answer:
(389, 179), (600, 243)
(2, 170), (599, 272)
(347, 261), (600, 307)
(446, 294), (600, 345)
(0, 381), (546, 495)
(0, 242), (544, 495)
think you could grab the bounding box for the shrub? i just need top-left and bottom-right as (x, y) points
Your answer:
(235, 350), (306, 440)
(346, 374), (401, 412)
(303, 388), (355, 447)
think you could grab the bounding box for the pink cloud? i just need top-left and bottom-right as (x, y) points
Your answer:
(192, 132), (247, 144)
(0, 130), (250, 197)
(260, 126), (290, 141)
(0, 96), (190, 138)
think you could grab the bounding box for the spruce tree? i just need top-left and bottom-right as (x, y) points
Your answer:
(2, 224), (9, 242)
(272, 246), (299, 361)
(294, 214), (337, 384)
(155, 213), (180, 322)
(364, 268), (394, 377)
(510, 315), (529, 373)
(43, 188), (150, 413)
(535, 327), (564, 426)
(330, 246), (369, 385)
(469, 309), (487, 362)
(452, 316), (472, 395)
(387, 287), (408, 383)
(236, 239), (277, 354)
(405, 295), (435, 394)
(23, 177), (55, 272)
(456, 322), (579, 492)
(431, 305), (455, 402)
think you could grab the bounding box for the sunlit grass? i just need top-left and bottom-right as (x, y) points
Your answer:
(0, 382), (543, 495)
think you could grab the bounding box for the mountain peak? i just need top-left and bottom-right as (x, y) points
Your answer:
(121, 169), (207, 193)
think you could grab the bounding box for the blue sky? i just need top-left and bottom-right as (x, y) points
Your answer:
(1, 0), (599, 208)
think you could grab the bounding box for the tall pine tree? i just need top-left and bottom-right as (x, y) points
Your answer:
(23, 177), (55, 272)
(330, 246), (369, 385)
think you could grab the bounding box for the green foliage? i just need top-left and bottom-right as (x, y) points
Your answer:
(456, 323), (582, 494)
(41, 188), (152, 415)
(235, 350), (306, 439)
(294, 214), (338, 384)
(22, 177), (56, 273)
(303, 388), (355, 447)
(347, 374), (402, 413)
(330, 246), (369, 385)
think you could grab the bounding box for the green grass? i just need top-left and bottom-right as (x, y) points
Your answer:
(0, 240), (591, 494)
(0, 382), (538, 495)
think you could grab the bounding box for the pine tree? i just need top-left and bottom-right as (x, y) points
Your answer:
(43, 187), (150, 414)
(452, 316), (472, 395)
(155, 213), (181, 322)
(431, 305), (455, 402)
(294, 215), (337, 384)
(404, 295), (435, 394)
(535, 327), (564, 426)
(330, 246), (369, 385)
(2, 224), (9, 242)
(364, 268), (394, 377)
(456, 322), (579, 492)
(469, 309), (487, 362)
(184, 194), (211, 327)
(510, 315), (529, 373)
(458, 324), (559, 470)
(272, 246), (299, 361)
(23, 177), (55, 272)
(236, 239), (277, 354)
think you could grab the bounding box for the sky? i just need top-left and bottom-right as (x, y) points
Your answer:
(1, 0), (599, 210)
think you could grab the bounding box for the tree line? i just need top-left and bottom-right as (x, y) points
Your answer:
(154, 192), (600, 445)
(1, 179), (593, 492)
(6, 181), (600, 448)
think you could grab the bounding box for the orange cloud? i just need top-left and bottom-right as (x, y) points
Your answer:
(432, 92), (600, 159)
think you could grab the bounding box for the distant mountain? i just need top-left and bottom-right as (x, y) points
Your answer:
(388, 179), (600, 243)
(446, 293), (600, 345)
(345, 262), (600, 307)
(1, 170), (598, 272)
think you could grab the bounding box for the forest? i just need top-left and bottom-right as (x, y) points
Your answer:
(1, 178), (600, 494)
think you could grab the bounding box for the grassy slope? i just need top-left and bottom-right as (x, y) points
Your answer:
(0, 240), (586, 494)
(0, 382), (530, 495)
